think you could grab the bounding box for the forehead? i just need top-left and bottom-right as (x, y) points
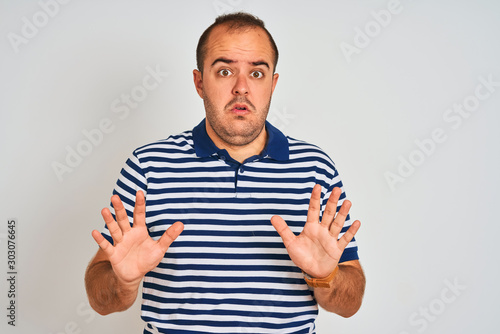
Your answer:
(204, 25), (274, 67)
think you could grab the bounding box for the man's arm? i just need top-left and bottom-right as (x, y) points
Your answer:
(313, 260), (365, 317)
(85, 248), (140, 315)
(271, 185), (365, 317)
(84, 190), (184, 315)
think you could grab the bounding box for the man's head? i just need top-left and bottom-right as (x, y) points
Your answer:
(193, 12), (280, 151)
(196, 12), (279, 74)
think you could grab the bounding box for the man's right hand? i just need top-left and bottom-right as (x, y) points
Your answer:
(91, 190), (184, 288)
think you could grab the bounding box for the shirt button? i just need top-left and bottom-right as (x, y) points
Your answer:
(239, 167), (244, 173)
(220, 155), (226, 161)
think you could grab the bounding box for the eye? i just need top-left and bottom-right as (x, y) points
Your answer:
(218, 69), (232, 77)
(251, 71), (264, 79)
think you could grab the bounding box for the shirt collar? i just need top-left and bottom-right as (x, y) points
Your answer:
(192, 118), (289, 161)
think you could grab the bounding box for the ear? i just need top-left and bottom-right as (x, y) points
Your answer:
(193, 69), (204, 99)
(271, 72), (279, 95)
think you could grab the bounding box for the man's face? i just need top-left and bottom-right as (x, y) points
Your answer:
(193, 25), (279, 148)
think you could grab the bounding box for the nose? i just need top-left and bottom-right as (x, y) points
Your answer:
(232, 73), (249, 95)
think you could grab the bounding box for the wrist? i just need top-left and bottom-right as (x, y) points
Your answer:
(115, 273), (142, 295)
(303, 266), (339, 288)
(113, 274), (141, 311)
(86, 261), (139, 315)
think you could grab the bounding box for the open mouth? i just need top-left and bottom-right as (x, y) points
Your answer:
(232, 104), (250, 113)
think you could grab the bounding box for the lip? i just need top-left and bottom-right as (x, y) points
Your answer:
(230, 103), (251, 115)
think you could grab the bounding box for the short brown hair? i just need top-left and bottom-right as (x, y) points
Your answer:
(196, 12), (279, 73)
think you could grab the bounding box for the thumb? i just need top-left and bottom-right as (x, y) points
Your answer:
(271, 215), (296, 247)
(158, 221), (184, 251)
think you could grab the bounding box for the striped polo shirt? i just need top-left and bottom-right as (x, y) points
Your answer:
(102, 119), (359, 334)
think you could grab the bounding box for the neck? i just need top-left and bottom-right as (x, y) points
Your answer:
(206, 123), (268, 163)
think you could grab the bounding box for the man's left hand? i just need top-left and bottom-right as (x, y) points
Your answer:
(271, 184), (360, 278)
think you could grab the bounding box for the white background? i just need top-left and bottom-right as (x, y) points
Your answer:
(1, 0), (499, 333)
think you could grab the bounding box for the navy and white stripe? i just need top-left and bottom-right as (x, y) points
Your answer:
(103, 119), (358, 334)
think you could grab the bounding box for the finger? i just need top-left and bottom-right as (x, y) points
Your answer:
(270, 215), (297, 248)
(321, 187), (342, 228)
(132, 190), (146, 228)
(158, 221), (184, 251)
(91, 229), (114, 256)
(101, 207), (123, 243)
(111, 194), (132, 233)
(329, 199), (352, 236)
(306, 184), (322, 224)
(337, 220), (361, 250)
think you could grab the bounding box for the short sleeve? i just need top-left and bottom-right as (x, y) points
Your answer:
(321, 166), (359, 263)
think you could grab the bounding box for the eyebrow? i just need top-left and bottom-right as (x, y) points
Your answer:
(251, 61), (270, 69)
(211, 57), (270, 69)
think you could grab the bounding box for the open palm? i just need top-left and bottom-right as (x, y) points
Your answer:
(271, 185), (360, 278)
(91, 191), (184, 286)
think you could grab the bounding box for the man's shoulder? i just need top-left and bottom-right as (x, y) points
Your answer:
(285, 136), (337, 168)
(286, 136), (325, 151)
(132, 129), (195, 157)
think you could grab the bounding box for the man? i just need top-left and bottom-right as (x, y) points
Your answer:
(85, 12), (365, 334)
